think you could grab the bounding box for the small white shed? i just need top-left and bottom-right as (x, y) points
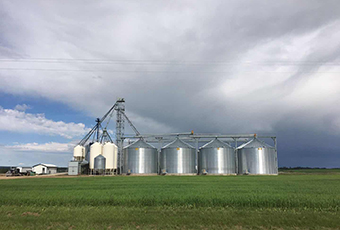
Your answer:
(32, 163), (57, 175)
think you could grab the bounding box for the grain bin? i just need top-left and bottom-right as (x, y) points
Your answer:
(73, 145), (85, 161)
(199, 138), (236, 175)
(94, 155), (106, 174)
(102, 142), (118, 172)
(123, 139), (158, 174)
(237, 138), (278, 175)
(160, 138), (196, 175)
(89, 142), (102, 169)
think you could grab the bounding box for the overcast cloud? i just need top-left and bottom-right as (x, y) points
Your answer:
(0, 0), (340, 167)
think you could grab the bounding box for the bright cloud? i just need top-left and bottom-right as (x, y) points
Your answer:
(0, 106), (89, 139)
(5, 142), (73, 152)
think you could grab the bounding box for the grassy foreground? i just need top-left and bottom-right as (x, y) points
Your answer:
(0, 174), (339, 229)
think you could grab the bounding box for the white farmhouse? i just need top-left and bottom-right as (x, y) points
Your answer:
(32, 163), (57, 175)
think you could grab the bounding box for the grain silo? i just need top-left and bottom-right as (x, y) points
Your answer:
(89, 142), (102, 170)
(102, 142), (118, 173)
(73, 145), (85, 161)
(160, 138), (196, 175)
(237, 138), (278, 175)
(123, 139), (158, 175)
(94, 155), (106, 175)
(198, 138), (236, 175)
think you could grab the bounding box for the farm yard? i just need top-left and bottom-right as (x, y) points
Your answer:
(0, 170), (339, 229)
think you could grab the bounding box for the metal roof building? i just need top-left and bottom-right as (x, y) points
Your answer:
(32, 163), (58, 175)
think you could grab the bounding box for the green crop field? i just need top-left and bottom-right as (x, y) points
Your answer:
(0, 172), (339, 229)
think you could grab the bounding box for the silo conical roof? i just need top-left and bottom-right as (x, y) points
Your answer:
(95, 155), (105, 160)
(236, 138), (274, 150)
(162, 138), (195, 149)
(124, 139), (156, 149)
(200, 138), (232, 149)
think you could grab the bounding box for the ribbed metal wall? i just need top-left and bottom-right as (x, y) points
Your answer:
(123, 139), (158, 174)
(94, 155), (106, 171)
(237, 138), (278, 175)
(160, 138), (196, 174)
(198, 138), (236, 175)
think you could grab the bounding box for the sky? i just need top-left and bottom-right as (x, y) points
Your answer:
(0, 0), (340, 167)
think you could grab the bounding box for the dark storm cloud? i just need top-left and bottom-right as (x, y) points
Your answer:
(0, 0), (340, 167)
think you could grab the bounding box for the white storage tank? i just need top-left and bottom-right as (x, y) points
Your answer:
(90, 142), (102, 169)
(102, 142), (118, 171)
(73, 145), (85, 161)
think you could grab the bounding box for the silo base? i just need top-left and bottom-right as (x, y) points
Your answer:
(237, 173), (278, 176)
(162, 173), (197, 176)
(122, 173), (158, 176)
(200, 173), (237, 176)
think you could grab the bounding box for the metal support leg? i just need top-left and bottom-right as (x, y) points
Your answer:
(195, 138), (199, 175)
(234, 138), (238, 175)
(272, 137), (278, 174)
(157, 138), (163, 175)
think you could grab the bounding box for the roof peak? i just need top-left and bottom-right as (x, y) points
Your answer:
(124, 139), (156, 149)
(200, 138), (232, 149)
(236, 138), (274, 149)
(32, 163), (57, 167)
(162, 138), (195, 149)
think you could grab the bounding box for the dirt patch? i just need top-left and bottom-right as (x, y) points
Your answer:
(21, 212), (40, 217)
(0, 173), (72, 180)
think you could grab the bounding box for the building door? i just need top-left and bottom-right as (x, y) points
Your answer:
(42, 168), (45, 174)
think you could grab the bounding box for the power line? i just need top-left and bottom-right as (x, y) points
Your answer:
(0, 68), (231, 73)
(0, 68), (338, 73)
(0, 58), (340, 65)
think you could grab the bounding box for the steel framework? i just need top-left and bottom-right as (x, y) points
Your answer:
(115, 98), (125, 174)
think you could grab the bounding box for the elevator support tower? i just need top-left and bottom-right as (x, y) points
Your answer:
(115, 98), (125, 174)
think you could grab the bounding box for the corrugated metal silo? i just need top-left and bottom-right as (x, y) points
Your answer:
(94, 155), (106, 174)
(123, 139), (158, 174)
(160, 138), (196, 175)
(199, 138), (236, 175)
(237, 138), (278, 175)
(89, 142), (102, 169)
(102, 142), (118, 171)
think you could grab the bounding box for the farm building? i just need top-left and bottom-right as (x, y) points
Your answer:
(16, 166), (32, 173)
(32, 163), (57, 175)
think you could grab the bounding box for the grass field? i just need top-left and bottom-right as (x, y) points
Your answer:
(0, 172), (339, 229)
